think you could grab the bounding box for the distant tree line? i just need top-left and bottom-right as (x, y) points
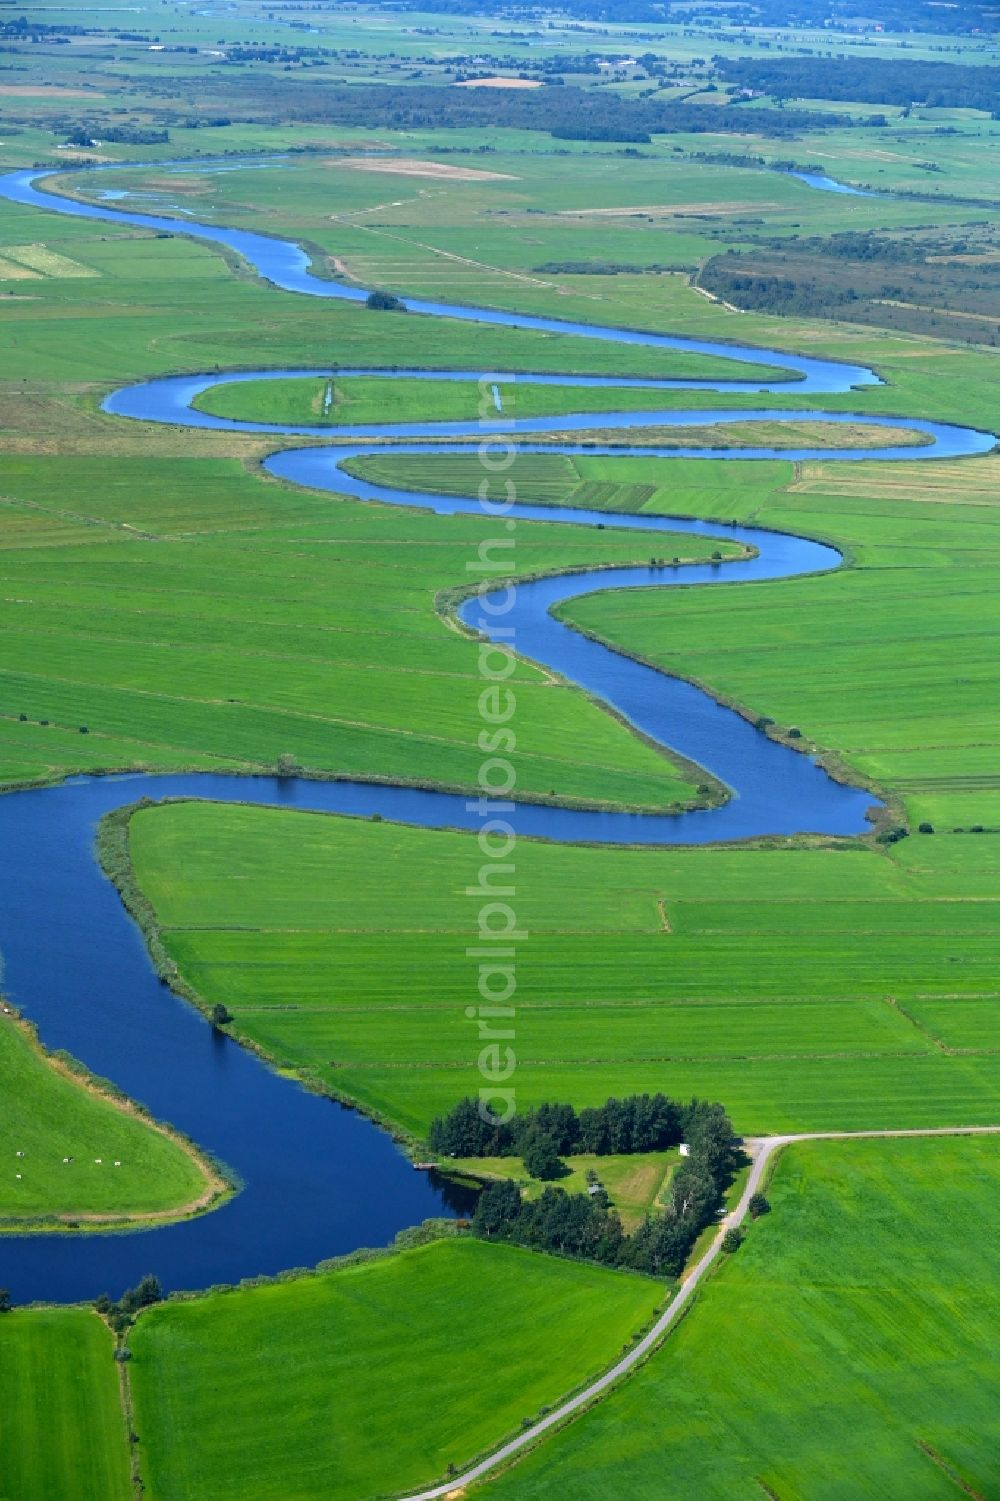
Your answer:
(61, 120), (169, 146)
(215, 78), (846, 143)
(702, 0), (995, 32)
(716, 55), (1000, 113)
(469, 1096), (740, 1277)
(701, 227), (1000, 346)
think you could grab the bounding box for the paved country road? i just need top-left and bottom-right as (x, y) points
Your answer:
(398, 1124), (1000, 1501)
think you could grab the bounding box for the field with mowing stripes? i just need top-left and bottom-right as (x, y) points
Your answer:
(0, 1307), (131, 1500)
(128, 1237), (663, 1501)
(128, 800), (1000, 1139)
(486, 1135), (1000, 1501)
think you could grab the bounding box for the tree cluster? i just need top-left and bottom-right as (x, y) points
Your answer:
(95, 1274), (163, 1335)
(716, 55), (1000, 113)
(429, 1091), (690, 1162)
(216, 77), (845, 143)
(471, 1098), (739, 1278)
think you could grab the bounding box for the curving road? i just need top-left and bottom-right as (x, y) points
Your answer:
(398, 1124), (1000, 1501)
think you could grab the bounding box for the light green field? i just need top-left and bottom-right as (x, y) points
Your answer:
(0, 1307), (131, 1500)
(0, 451), (746, 808)
(448, 1150), (678, 1229)
(129, 798), (1000, 1139)
(193, 376), (929, 450)
(194, 371), (792, 429)
(129, 1236), (662, 1501)
(0, 1014), (212, 1226)
(485, 1135), (1000, 1500)
(348, 447), (1000, 833)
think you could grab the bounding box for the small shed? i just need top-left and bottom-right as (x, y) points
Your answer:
(678, 1142), (690, 1157)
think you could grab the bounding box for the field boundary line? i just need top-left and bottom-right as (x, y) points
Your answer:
(395, 1123), (1000, 1501)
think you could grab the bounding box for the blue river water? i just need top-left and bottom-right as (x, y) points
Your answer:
(0, 161), (993, 1303)
(788, 170), (877, 197)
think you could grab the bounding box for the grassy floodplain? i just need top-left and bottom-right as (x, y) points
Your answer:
(129, 799), (1000, 1139)
(0, 1307), (131, 1500)
(0, 450), (744, 807)
(0, 1012), (216, 1228)
(193, 375), (929, 449)
(349, 449), (1000, 832)
(484, 1135), (1000, 1500)
(128, 1236), (663, 1501)
(1, 16), (1000, 1501)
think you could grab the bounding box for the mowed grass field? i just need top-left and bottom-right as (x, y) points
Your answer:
(128, 1237), (663, 1501)
(0, 1307), (131, 1501)
(193, 369), (793, 428)
(449, 1151), (677, 1230)
(0, 1015), (210, 1225)
(352, 449), (1000, 833)
(0, 452), (740, 809)
(129, 800), (1000, 1138)
(194, 376), (928, 450)
(485, 1135), (1000, 1500)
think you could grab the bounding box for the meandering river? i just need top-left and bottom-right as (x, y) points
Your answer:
(0, 163), (993, 1302)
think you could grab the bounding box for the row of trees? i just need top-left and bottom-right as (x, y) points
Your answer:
(217, 77), (846, 143)
(471, 1100), (740, 1278)
(429, 1091), (714, 1162)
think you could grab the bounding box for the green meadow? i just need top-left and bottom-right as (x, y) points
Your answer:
(0, 450), (742, 808)
(448, 1151), (678, 1230)
(0, 1015), (212, 1227)
(194, 375), (927, 450)
(129, 797), (1000, 1139)
(194, 371), (792, 429)
(0, 1307), (131, 1501)
(1, 20), (999, 1501)
(485, 1135), (1000, 1500)
(128, 1237), (662, 1501)
(350, 447), (1000, 831)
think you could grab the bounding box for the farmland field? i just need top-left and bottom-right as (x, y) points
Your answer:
(485, 1135), (1000, 1500)
(0, 4), (999, 1499)
(129, 797), (1000, 1138)
(0, 1013), (215, 1228)
(0, 1307), (131, 1501)
(128, 1236), (663, 1501)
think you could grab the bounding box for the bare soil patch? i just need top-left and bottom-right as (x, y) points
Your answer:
(455, 76), (542, 89)
(0, 84), (99, 97)
(334, 156), (516, 182)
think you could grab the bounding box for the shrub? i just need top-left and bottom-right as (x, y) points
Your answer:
(366, 289), (405, 311)
(748, 1192), (771, 1219)
(722, 1227), (744, 1252)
